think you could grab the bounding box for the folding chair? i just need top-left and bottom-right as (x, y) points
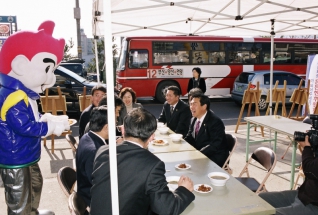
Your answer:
(235, 147), (277, 194)
(66, 134), (79, 153)
(68, 192), (89, 215)
(222, 133), (237, 175)
(57, 166), (77, 197)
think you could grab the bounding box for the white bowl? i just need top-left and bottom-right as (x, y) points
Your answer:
(157, 122), (166, 128)
(208, 172), (230, 187)
(158, 127), (169, 134)
(169, 134), (183, 142)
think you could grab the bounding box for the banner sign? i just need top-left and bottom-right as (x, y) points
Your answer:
(0, 24), (10, 36)
(306, 54), (318, 114)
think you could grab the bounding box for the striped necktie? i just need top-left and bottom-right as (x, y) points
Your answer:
(195, 120), (201, 136)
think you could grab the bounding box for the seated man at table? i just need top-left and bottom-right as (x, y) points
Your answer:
(79, 85), (106, 139)
(259, 135), (318, 215)
(158, 86), (191, 137)
(84, 94), (124, 143)
(184, 94), (228, 167)
(76, 106), (109, 206)
(90, 108), (195, 215)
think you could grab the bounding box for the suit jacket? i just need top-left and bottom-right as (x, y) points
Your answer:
(158, 100), (191, 137)
(187, 78), (206, 94)
(117, 103), (143, 125)
(76, 131), (106, 206)
(184, 110), (228, 167)
(79, 104), (95, 139)
(90, 141), (195, 215)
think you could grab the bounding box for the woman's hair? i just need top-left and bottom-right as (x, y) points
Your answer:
(119, 87), (137, 103)
(192, 67), (202, 77)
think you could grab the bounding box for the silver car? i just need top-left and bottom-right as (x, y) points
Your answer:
(231, 70), (305, 111)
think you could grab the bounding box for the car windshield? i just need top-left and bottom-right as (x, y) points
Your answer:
(56, 66), (87, 83)
(235, 72), (255, 84)
(60, 64), (83, 74)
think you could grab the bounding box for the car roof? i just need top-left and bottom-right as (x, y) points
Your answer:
(242, 70), (295, 74)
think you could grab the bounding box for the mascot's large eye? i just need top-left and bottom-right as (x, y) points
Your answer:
(45, 66), (51, 73)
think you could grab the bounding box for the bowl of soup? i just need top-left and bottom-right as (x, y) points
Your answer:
(208, 172), (230, 187)
(169, 133), (183, 142)
(158, 126), (169, 134)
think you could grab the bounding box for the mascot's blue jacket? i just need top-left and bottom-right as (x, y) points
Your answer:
(0, 73), (48, 168)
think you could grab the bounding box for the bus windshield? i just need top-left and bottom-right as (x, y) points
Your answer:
(117, 38), (127, 71)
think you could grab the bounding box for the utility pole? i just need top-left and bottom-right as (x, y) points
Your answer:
(74, 0), (82, 59)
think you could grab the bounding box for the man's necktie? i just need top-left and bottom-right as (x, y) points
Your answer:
(170, 105), (174, 115)
(195, 120), (200, 136)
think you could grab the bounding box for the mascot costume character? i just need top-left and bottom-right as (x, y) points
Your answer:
(0, 21), (69, 215)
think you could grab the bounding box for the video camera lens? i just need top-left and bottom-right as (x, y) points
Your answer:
(294, 131), (307, 142)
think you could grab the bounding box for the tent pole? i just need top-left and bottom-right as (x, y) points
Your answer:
(270, 19), (275, 116)
(94, 38), (100, 83)
(104, 0), (120, 214)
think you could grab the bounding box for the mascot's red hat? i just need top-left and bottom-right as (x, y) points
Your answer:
(0, 20), (65, 74)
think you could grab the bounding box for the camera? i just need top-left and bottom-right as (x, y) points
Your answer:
(294, 114), (318, 152)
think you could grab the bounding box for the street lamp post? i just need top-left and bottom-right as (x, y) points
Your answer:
(74, 0), (82, 59)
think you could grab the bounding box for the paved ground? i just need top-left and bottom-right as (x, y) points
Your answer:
(0, 120), (304, 214)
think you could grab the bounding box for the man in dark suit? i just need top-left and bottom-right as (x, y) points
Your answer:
(158, 86), (191, 137)
(185, 94), (228, 167)
(76, 106), (108, 206)
(90, 108), (195, 215)
(78, 85), (106, 139)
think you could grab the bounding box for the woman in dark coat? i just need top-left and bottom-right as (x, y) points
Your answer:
(187, 67), (206, 94)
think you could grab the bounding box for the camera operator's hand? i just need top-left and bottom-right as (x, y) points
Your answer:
(298, 135), (311, 148)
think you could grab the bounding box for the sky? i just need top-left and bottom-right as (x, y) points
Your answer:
(0, 0), (100, 54)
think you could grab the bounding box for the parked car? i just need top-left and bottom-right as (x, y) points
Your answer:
(87, 74), (98, 82)
(40, 66), (107, 103)
(59, 62), (87, 78)
(231, 70), (305, 111)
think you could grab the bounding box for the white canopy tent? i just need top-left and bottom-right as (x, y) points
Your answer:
(92, 1), (318, 214)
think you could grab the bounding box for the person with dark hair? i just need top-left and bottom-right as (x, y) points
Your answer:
(118, 87), (143, 125)
(158, 85), (191, 137)
(90, 108), (195, 215)
(187, 67), (206, 94)
(78, 85), (106, 139)
(259, 135), (318, 215)
(84, 95), (124, 143)
(188, 87), (203, 103)
(76, 106), (109, 206)
(185, 94), (228, 167)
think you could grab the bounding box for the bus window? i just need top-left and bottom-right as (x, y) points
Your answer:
(229, 51), (243, 63)
(294, 52), (309, 64)
(153, 51), (189, 64)
(129, 50), (148, 68)
(192, 51), (208, 64)
(209, 52), (225, 64)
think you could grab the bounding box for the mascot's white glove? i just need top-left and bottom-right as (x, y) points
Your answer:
(40, 113), (70, 137)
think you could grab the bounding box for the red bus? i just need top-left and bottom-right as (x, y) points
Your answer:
(116, 36), (318, 103)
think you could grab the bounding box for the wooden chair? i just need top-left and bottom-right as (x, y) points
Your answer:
(40, 86), (72, 153)
(235, 147), (277, 194)
(57, 166), (77, 197)
(293, 145), (305, 190)
(79, 86), (91, 112)
(222, 133), (237, 175)
(265, 80), (287, 117)
(235, 82), (264, 136)
(287, 79), (310, 121)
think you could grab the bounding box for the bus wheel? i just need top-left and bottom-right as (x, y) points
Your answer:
(258, 96), (268, 111)
(155, 81), (177, 103)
